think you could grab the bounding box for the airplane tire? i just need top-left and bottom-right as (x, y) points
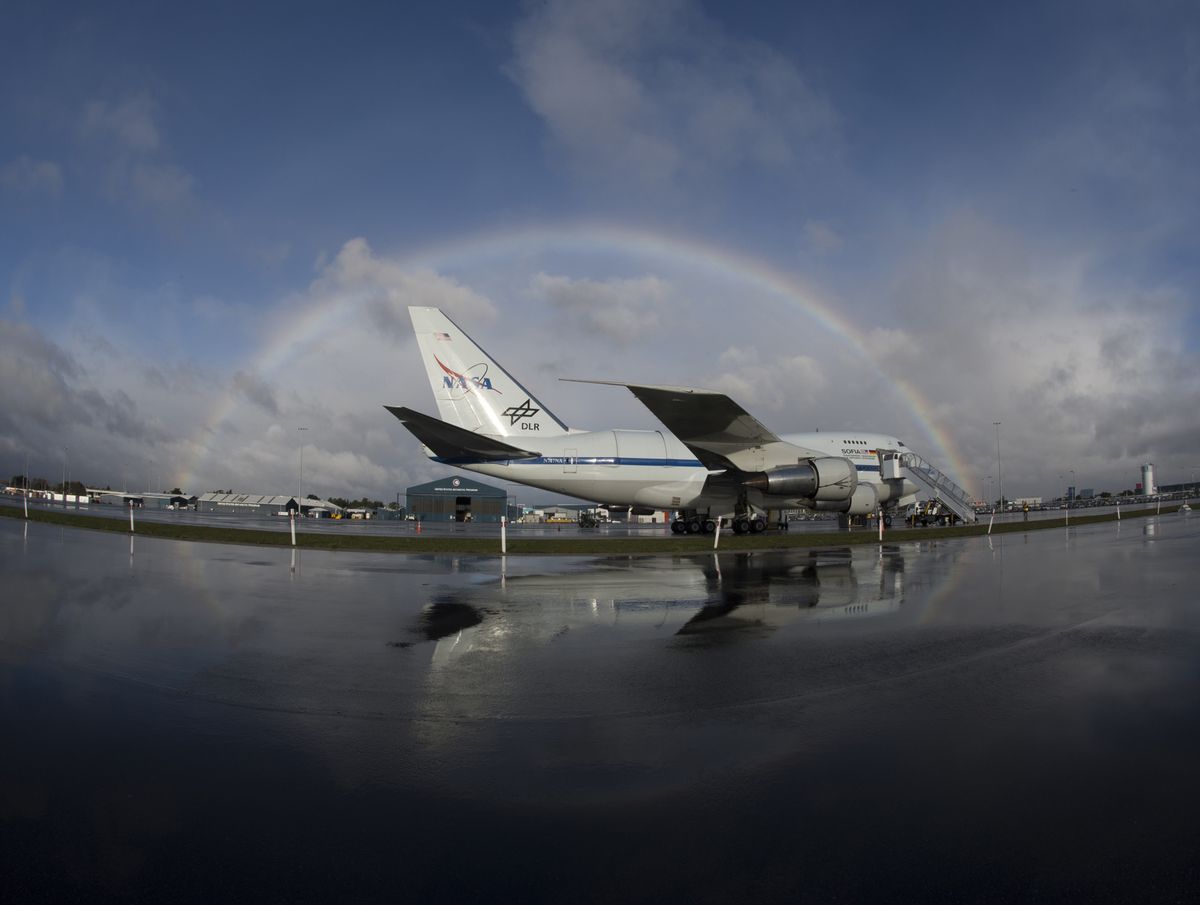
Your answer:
(751, 518), (766, 533)
(884, 515), (892, 527)
(733, 519), (748, 535)
(670, 521), (684, 535)
(686, 520), (701, 534)
(703, 519), (716, 534)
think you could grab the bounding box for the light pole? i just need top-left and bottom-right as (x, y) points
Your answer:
(297, 427), (309, 509)
(993, 422), (1003, 511)
(62, 446), (68, 508)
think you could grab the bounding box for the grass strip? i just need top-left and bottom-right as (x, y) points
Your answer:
(1, 503), (1182, 556)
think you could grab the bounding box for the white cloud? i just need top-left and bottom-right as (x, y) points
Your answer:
(79, 93), (196, 209)
(163, 240), (508, 498)
(803, 220), (842, 254)
(82, 95), (161, 152)
(129, 161), (194, 206)
(311, 238), (496, 340)
(1, 156), (64, 196)
(530, 271), (670, 344)
(875, 210), (1200, 497)
(706, 345), (827, 412)
(508, 0), (838, 189)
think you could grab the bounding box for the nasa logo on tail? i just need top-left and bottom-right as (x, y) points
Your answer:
(435, 356), (502, 399)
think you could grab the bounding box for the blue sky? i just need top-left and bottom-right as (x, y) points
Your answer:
(3, 0), (1198, 502)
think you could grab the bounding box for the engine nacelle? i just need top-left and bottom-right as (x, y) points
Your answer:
(745, 457), (858, 501)
(811, 483), (879, 515)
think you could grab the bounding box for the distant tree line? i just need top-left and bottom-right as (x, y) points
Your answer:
(328, 496), (387, 510)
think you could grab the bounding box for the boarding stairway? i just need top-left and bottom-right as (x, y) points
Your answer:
(892, 451), (979, 524)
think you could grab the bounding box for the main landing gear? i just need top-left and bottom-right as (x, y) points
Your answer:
(730, 516), (766, 535)
(670, 515), (717, 535)
(670, 514), (767, 535)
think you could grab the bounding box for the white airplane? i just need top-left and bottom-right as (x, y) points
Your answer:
(387, 306), (930, 535)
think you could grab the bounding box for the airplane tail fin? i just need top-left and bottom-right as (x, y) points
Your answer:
(408, 306), (569, 438)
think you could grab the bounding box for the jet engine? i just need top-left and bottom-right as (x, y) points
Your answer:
(812, 483), (879, 515)
(745, 457), (857, 501)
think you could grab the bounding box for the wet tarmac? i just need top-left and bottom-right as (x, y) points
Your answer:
(12, 492), (1179, 539)
(2, 512), (1199, 902)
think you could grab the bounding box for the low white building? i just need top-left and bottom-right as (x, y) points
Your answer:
(196, 493), (343, 517)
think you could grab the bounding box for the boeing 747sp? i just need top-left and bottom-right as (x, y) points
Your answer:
(386, 306), (972, 534)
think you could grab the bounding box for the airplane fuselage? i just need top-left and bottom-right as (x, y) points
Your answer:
(428, 427), (919, 514)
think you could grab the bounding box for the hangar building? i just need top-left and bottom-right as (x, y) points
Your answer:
(406, 476), (507, 523)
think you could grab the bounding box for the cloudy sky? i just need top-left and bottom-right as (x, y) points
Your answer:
(3, 0), (1198, 504)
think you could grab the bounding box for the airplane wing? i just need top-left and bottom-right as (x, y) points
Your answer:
(384, 406), (541, 462)
(562, 380), (784, 471)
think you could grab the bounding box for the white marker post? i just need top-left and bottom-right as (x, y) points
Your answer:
(878, 510), (884, 543)
(290, 510), (297, 547)
(501, 515), (507, 555)
(23, 486), (28, 519)
(1116, 502), (1121, 521)
(128, 499), (135, 533)
(713, 516), (722, 550)
(987, 509), (995, 536)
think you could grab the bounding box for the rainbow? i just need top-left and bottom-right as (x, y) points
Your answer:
(180, 223), (973, 492)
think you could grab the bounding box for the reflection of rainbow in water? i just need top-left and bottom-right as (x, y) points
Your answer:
(903, 539), (976, 625)
(180, 223), (972, 491)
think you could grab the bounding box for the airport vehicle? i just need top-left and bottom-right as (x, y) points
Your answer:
(906, 500), (960, 527)
(387, 307), (976, 534)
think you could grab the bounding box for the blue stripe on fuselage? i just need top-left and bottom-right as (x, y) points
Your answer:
(430, 455), (707, 467)
(428, 456), (883, 473)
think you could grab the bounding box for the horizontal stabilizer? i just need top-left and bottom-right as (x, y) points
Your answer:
(385, 406), (541, 462)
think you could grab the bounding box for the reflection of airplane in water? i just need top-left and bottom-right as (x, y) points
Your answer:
(395, 547), (910, 664)
(679, 546), (906, 635)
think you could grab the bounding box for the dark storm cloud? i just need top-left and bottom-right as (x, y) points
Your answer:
(0, 319), (167, 450)
(231, 370), (280, 415)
